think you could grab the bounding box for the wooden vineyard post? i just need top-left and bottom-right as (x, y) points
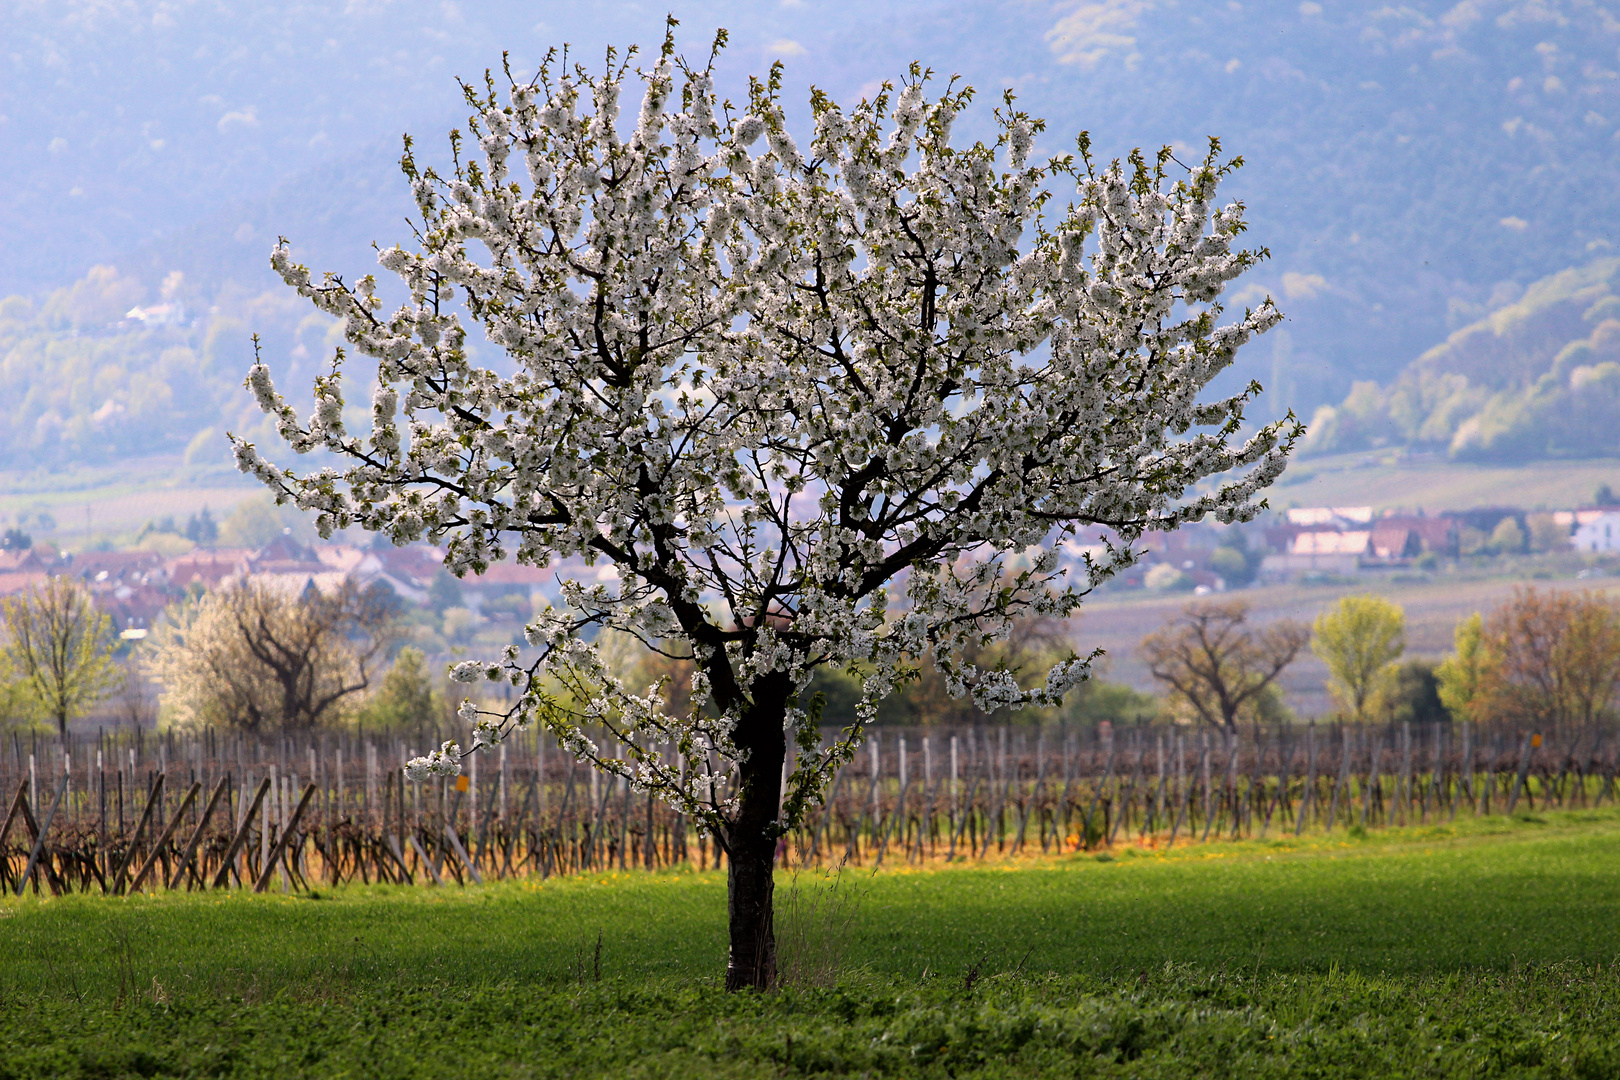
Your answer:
(1198, 733), (1213, 840)
(408, 833), (442, 884)
(1361, 728), (1381, 828)
(212, 777), (271, 889)
(876, 737), (905, 867)
(1453, 721), (1471, 820)
(617, 756), (632, 872)
(1082, 736), (1116, 850)
(1599, 746), (1619, 807)
(440, 822), (482, 880)
(921, 735), (934, 861)
(1295, 723), (1317, 837)
(253, 784), (317, 893)
(810, 760), (842, 864)
(1050, 731), (1070, 854)
(1398, 723), (1414, 826)
(944, 733), (972, 860)
(1011, 732), (1036, 854)
(473, 775), (499, 877)
(167, 776), (230, 889)
(1167, 733), (1192, 849)
(1109, 738), (1143, 847)
(1261, 734), (1288, 838)
(112, 773), (164, 895)
(1149, 734), (1166, 839)
(987, 730), (1015, 858)
(127, 782), (201, 894)
(1325, 727), (1352, 832)
(1507, 734), (1535, 814)
(947, 774), (981, 860)
(0, 781), (26, 894)
(1207, 731), (1238, 844)
(17, 776), (66, 896)
(376, 770), (407, 883)
(1428, 724), (1445, 822)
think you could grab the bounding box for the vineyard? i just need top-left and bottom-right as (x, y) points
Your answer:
(3, 720), (1617, 897)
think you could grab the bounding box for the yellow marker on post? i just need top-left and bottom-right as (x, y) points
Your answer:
(456, 775), (470, 792)
(1531, 734), (1542, 748)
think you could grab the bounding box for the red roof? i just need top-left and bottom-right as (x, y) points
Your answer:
(0, 550), (52, 573)
(0, 571), (48, 597)
(371, 545), (445, 587)
(165, 549), (251, 589)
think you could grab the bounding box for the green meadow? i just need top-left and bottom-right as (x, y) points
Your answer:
(4, 808), (1620, 1078)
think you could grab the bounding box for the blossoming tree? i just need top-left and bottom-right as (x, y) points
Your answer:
(233, 26), (1298, 989)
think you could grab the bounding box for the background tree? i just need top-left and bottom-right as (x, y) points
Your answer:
(877, 613), (1078, 726)
(1381, 659), (1447, 725)
(184, 508), (219, 545)
(232, 29), (1296, 989)
(114, 656), (159, 729)
(1140, 601), (1308, 734)
(0, 656), (39, 734)
(355, 646), (448, 731)
(1061, 676), (1160, 728)
(0, 576), (118, 736)
(1208, 529), (1262, 587)
(1525, 512), (1570, 554)
(1473, 588), (1620, 730)
(1312, 594), (1405, 721)
(1487, 517), (1527, 555)
(1436, 612), (1485, 722)
(151, 580), (394, 732)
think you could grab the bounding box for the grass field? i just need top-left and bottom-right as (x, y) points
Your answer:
(4, 808), (1620, 1077)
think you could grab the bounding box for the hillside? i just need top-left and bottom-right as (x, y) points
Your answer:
(1302, 258), (1620, 460)
(1, 0), (1617, 449)
(0, 267), (333, 469)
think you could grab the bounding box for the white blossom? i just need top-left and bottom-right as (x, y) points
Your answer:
(404, 740), (462, 781)
(230, 28), (1298, 848)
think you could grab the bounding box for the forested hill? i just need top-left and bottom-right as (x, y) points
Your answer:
(0, 270), (320, 470)
(2, 1), (1618, 469)
(1301, 258), (1620, 461)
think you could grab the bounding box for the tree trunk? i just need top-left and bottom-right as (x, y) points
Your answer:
(724, 813), (778, 991)
(722, 682), (788, 992)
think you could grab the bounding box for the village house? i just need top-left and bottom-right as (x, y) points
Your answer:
(1258, 507), (1457, 577)
(1573, 511), (1620, 552)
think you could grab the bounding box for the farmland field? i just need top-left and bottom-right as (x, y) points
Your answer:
(1266, 452), (1620, 515)
(0, 456), (258, 546)
(3, 808), (1620, 1078)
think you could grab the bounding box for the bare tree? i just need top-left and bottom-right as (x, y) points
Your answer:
(1, 576), (118, 736)
(1475, 587), (1620, 731)
(114, 657), (159, 730)
(151, 580), (395, 732)
(1140, 601), (1308, 734)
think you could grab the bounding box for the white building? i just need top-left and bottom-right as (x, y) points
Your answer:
(1574, 511), (1620, 552)
(1260, 530), (1369, 576)
(1286, 506), (1373, 527)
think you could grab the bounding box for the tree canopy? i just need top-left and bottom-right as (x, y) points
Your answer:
(233, 26), (1297, 987)
(1312, 595), (1406, 722)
